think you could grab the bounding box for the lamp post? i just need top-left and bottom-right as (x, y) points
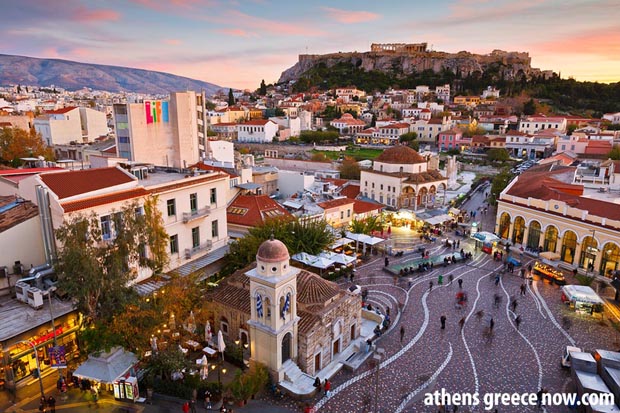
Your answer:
(373, 347), (385, 413)
(17, 340), (45, 400)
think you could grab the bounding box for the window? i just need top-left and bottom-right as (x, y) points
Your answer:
(372, 183), (375, 188)
(340, 211), (344, 219)
(119, 136), (129, 143)
(167, 199), (176, 216)
(192, 227), (200, 248)
(380, 184), (383, 190)
(347, 209), (351, 218)
(101, 215), (112, 240)
(170, 234), (179, 254)
(210, 188), (217, 204)
(211, 220), (219, 238)
(190, 193), (197, 212)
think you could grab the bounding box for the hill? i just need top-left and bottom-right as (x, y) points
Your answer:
(0, 54), (223, 95)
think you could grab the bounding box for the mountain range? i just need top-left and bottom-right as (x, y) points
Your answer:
(0, 54), (223, 95)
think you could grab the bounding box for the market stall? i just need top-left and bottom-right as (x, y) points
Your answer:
(471, 232), (500, 254)
(532, 261), (566, 285)
(561, 285), (604, 315)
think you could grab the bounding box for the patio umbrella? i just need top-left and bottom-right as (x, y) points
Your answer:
(198, 355), (209, 380)
(169, 313), (176, 330)
(217, 330), (226, 361)
(185, 311), (196, 333)
(150, 336), (158, 352)
(205, 321), (212, 345)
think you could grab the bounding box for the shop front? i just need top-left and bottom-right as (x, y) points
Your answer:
(561, 285), (604, 316)
(532, 261), (566, 285)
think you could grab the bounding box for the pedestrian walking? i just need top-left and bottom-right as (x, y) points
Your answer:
(515, 315), (522, 330)
(493, 294), (501, 308)
(449, 274), (454, 285)
(458, 278), (463, 289)
(440, 315), (447, 329)
(520, 268), (526, 278)
(190, 398), (197, 413)
(47, 396), (56, 413)
(520, 283), (526, 296)
(400, 325), (405, 344)
(429, 281), (434, 292)
(385, 257), (389, 267)
(324, 379), (331, 396)
(511, 299), (518, 312)
(495, 275), (500, 286)
(350, 272), (355, 283)
(459, 317), (465, 330)
(438, 274), (443, 285)
(394, 275), (398, 286)
(182, 401), (190, 413)
(489, 317), (495, 332)
(39, 396), (47, 413)
(205, 390), (212, 410)
(457, 240), (460, 248)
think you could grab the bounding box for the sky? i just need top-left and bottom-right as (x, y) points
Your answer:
(1, 0), (619, 90)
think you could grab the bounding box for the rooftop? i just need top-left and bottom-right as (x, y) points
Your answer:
(227, 194), (292, 227)
(374, 145), (426, 164)
(40, 167), (135, 200)
(0, 196), (39, 232)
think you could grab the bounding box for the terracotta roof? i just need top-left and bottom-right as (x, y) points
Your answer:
(374, 146), (425, 164)
(317, 198), (354, 210)
(208, 268), (251, 314)
(0, 122), (12, 127)
(0, 167), (64, 176)
(227, 194), (292, 228)
(353, 199), (382, 214)
(379, 122), (410, 129)
(40, 167), (135, 200)
(340, 183), (360, 199)
(44, 106), (78, 115)
(61, 187), (148, 213)
(403, 170), (446, 184)
(298, 310), (322, 335)
(322, 178), (348, 188)
(241, 119), (271, 126)
(0, 196), (39, 233)
(297, 270), (341, 306)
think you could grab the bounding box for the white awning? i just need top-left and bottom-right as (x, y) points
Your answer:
(73, 347), (137, 384)
(345, 232), (385, 246)
(561, 285), (604, 305)
(330, 237), (353, 249)
(291, 252), (335, 269)
(423, 214), (453, 226)
(282, 200), (303, 210)
(319, 251), (356, 265)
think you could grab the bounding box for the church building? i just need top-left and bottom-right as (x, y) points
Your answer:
(207, 237), (362, 383)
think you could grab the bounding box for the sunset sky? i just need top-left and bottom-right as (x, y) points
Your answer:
(1, 0), (619, 90)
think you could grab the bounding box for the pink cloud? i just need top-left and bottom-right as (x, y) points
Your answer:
(215, 11), (324, 37)
(321, 7), (380, 24)
(215, 29), (256, 38)
(129, 0), (214, 12)
(532, 28), (620, 59)
(41, 47), (61, 58)
(163, 38), (182, 45)
(72, 6), (121, 22)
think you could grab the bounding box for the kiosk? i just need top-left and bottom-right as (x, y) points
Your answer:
(561, 285), (604, 316)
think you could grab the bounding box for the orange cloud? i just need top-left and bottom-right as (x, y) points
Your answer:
(321, 7), (380, 24)
(220, 11), (324, 36)
(72, 7), (120, 22)
(163, 38), (182, 45)
(215, 28), (256, 38)
(533, 28), (620, 59)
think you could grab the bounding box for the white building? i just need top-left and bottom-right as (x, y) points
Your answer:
(360, 146), (447, 209)
(237, 120), (278, 143)
(330, 113), (366, 134)
(79, 107), (108, 141)
(481, 86), (500, 99)
(269, 116), (301, 138)
(518, 116), (567, 134)
(277, 170), (315, 199)
(298, 110), (313, 131)
(34, 107), (82, 146)
(435, 84), (451, 102)
(603, 112), (620, 125)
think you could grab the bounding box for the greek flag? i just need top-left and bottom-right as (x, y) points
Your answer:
(256, 294), (263, 318)
(281, 293), (291, 319)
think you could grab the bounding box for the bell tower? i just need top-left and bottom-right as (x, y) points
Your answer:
(247, 237), (299, 382)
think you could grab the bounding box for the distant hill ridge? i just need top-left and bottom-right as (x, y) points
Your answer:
(0, 54), (223, 95)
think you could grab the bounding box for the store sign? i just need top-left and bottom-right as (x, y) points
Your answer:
(49, 346), (67, 368)
(30, 327), (64, 346)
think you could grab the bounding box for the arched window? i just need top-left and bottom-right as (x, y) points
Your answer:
(543, 226), (558, 252)
(264, 297), (271, 320)
(601, 243), (620, 278)
(498, 212), (511, 239)
(527, 221), (541, 250)
(220, 316), (229, 335)
(560, 231), (577, 264)
(579, 236), (598, 270)
(512, 216), (525, 245)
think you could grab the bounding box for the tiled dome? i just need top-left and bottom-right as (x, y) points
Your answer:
(256, 238), (290, 263)
(375, 145), (425, 164)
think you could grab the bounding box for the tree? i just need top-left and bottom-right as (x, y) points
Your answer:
(55, 199), (169, 324)
(489, 169), (513, 205)
(259, 79), (267, 96)
(222, 218), (335, 275)
(339, 156), (361, 179)
(0, 127), (54, 166)
(311, 152), (329, 162)
(349, 216), (382, 234)
(487, 148), (510, 162)
(399, 132), (418, 147)
(608, 145), (620, 160)
(566, 124), (578, 135)
(523, 98), (536, 115)
(228, 88), (235, 106)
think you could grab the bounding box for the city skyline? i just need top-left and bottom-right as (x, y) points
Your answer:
(1, 0), (619, 90)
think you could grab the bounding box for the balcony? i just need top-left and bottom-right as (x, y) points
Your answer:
(185, 240), (213, 259)
(182, 206), (211, 223)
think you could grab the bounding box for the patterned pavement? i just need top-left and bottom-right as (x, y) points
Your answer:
(306, 193), (618, 413)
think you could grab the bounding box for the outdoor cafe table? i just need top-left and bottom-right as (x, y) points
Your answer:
(186, 340), (201, 351)
(202, 346), (218, 357)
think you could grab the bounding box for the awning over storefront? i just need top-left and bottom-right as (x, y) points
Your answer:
(423, 214), (453, 226)
(291, 252), (335, 269)
(345, 232), (385, 246)
(561, 285), (604, 305)
(539, 251), (561, 261)
(73, 347), (137, 384)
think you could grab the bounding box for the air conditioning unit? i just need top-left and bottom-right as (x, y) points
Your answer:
(0, 266), (7, 278)
(15, 281), (29, 303)
(27, 287), (44, 310)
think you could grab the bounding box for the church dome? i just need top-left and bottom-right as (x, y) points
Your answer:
(256, 238), (290, 263)
(375, 145), (425, 164)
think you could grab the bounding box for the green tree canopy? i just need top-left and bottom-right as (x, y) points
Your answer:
(489, 169), (513, 205)
(523, 98), (536, 115)
(228, 88), (235, 106)
(338, 156), (361, 179)
(222, 218), (335, 275)
(349, 215), (382, 235)
(487, 148), (510, 162)
(56, 199), (168, 323)
(607, 145), (620, 160)
(259, 79), (267, 95)
(299, 130), (339, 144)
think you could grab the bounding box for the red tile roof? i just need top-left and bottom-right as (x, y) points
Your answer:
(241, 119), (271, 126)
(61, 188), (148, 213)
(322, 178), (348, 187)
(340, 183), (360, 199)
(227, 194), (292, 227)
(375, 146), (426, 164)
(317, 198), (354, 210)
(352, 199), (382, 214)
(44, 106), (78, 115)
(40, 167), (135, 200)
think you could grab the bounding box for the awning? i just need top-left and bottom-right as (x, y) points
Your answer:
(471, 231), (500, 243)
(330, 237), (353, 249)
(319, 251), (356, 266)
(539, 251), (561, 261)
(73, 347), (137, 384)
(423, 214), (452, 226)
(561, 285), (604, 305)
(291, 252), (335, 269)
(235, 183), (261, 190)
(345, 232), (385, 246)
(449, 208), (460, 215)
(282, 200), (303, 210)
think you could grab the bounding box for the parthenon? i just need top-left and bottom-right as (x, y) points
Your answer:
(370, 43), (428, 53)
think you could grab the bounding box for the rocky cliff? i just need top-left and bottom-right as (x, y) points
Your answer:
(0, 54), (223, 95)
(279, 49), (536, 84)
